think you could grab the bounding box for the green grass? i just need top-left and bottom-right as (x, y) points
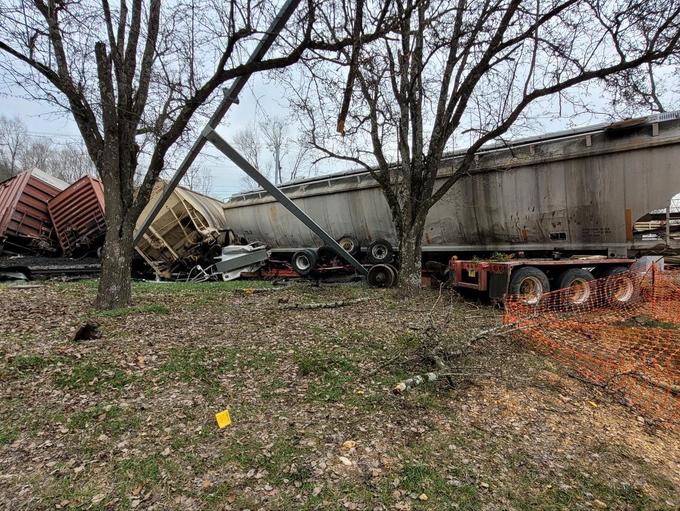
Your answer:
(91, 303), (170, 318)
(132, 279), (272, 295)
(295, 349), (359, 403)
(36, 475), (108, 510)
(508, 466), (672, 510)
(618, 315), (678, 330)
(401, 462), (480, 510)
(114, 454), (178, 493)
(308, 371), (355, 402)
(53, 360), (131, 390)
(221, 432), (308, 485)
(159, 346), (237, 392)
(68, 404), (141, 436)
(295, 350), (356, 377)
(396, 330), (422, 349)
(0, 423), (18, 445)
(202, 481), (234, 505)
(10, 354), (56, 372)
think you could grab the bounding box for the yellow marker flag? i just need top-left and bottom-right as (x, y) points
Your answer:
(215, 409), (232, 428)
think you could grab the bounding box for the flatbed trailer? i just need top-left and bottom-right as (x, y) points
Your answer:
(446, 256), (639, 304)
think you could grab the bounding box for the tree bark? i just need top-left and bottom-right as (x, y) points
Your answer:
(95, 155), (136, 310)
(96, 224), (134, 309)
(397, 216), (426, 292)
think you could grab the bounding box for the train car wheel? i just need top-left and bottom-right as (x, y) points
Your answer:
(367, 264), (396, 288)
(291, 249), (318, 276)
(366, 238), (394, 264)
(337, 235), (360, 256)
(317, 245), (336, 263)
(385, 264), (398, 285)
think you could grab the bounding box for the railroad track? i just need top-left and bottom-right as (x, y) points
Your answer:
(0, 256), (100, 279)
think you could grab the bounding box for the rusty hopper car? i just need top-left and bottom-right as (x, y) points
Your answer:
(135, 182), (232, 278)
(224, 113), (680, 259)
(0, 169), (68, 255)
(48, 176), (106, 257)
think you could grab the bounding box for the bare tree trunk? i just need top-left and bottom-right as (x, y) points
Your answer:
(95, 156), (135, 310)
(96, 224), (134, 309)
(397, 216), (426, 291)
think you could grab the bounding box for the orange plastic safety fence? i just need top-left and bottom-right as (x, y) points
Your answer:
(505, 267), (680, 428)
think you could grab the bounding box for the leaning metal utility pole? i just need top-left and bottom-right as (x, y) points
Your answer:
(134, 0), (300, 244)
(133, 0), (368, 276)
(203, 128), (368, 274)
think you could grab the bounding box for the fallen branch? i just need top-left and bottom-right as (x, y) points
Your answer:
(466, 322), (522, 344)
(280, 297), (371, 310)
(234, 287), (285, 294)
(393, 370), (495, 394)
(393, 372), (438, 394)
(626, 372), (680, 395)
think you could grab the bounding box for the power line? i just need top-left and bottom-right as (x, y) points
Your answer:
(24, 130), (83, 139)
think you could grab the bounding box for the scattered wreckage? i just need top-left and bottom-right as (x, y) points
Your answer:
(0, 172), (266, 281)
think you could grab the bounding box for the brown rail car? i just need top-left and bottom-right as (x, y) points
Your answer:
(48, 176), (106, 256)
(0, 169), (67, 255)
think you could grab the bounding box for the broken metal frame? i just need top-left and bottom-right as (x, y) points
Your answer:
(133, 0), (367, 276)
(204, 128), (368, 275)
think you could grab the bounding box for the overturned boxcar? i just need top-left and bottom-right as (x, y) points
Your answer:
(0, 169), (68, 255)
(48, 175), (106, 257)
(224, 113), (680, 259)
(135, 182), (233, 278)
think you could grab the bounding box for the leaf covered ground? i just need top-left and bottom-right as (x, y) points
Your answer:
(0, 280), (678, 510)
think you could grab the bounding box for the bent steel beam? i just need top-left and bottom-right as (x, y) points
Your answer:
(203, 128), (368, 276)
(134, 0), (301, 245)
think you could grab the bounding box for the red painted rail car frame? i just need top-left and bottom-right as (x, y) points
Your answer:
(48, 176), (106, 256)
(447, 257), (636, 301)
(0, 170), (66, 254)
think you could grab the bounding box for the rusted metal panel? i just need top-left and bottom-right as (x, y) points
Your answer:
(135, 182), (232, 277)
(0, 169), (67, 254)
(48, 176), (106, 256)
(224, 113), (680, 257)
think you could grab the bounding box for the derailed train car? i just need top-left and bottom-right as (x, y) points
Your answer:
(0, 169), (68, 255)
(48, 176), (106, 257)
(135, 182), (234, 278)
(224, 113), (680, 259)
(222, 113), (680, 300)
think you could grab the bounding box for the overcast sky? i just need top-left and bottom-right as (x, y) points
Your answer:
(0, 72), (307, 199)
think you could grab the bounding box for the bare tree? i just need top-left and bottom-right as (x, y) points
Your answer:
(233, 125), (269, 190)
(0, 115), (27, 180)
(181, 162), (213, 195)
(0, 0), (398, 308)
(262, 120), (313, 182)
(261, 118), (285, 183)
(604, 60), (679, 115)
(234, 119), (312, 188)
(288, 134), (312, 181)
(49, 142), (98, 183)
(294, 0), (680, 290)
(0, 115), (95, 182)
(233, 125), (264, 170)
(18, 139), (52, 171)
(601, 12), (680, 116)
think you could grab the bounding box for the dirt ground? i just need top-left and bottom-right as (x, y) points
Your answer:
(0, 280), (678, 510)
